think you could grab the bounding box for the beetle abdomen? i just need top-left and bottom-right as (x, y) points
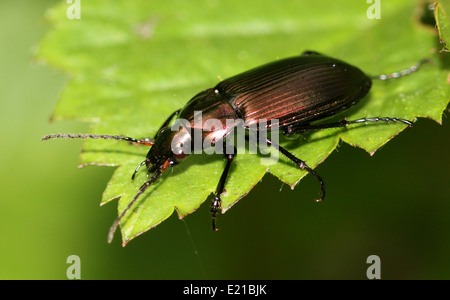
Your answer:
(217, 54), (372, 129)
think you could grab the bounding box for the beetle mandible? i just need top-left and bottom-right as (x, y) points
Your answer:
(42, 51), (428, 242)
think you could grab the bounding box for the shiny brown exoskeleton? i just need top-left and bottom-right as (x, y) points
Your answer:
(42, 51), (427, 242)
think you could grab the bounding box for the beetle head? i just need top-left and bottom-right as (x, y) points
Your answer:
(145, 125), (192, 174)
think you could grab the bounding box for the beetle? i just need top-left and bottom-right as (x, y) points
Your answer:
(42, 51), (427, 242)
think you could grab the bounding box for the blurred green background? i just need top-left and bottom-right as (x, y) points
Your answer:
(1, 0), (449, 279)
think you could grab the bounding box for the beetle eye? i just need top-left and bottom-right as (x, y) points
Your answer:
(157, 127), (167, 137)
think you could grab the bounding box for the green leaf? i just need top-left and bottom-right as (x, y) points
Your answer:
(37, 0), (450, 245)
(434, 1), (450, 51)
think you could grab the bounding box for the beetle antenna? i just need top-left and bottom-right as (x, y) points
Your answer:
(371, 58), (430, 80)
(41, 134), (154, 146)
(107, 159), (170, 244)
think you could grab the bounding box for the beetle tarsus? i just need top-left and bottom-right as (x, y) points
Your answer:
(210, 147), (236, 231)
(285, 117), (414, 133)
(211, 196), (221, 231)
(346, 117), (413, 127)
(265, 137), (326, 202)
(371, 58), (430, 80)
(302, 164), (326, 202)
(131, 160), (147, 180)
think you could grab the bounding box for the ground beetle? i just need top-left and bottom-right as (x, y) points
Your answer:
(42, 51), (427, 242)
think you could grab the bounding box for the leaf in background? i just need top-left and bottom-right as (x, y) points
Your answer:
(434, 1), (450, 51)
(37, 0), (450, 245)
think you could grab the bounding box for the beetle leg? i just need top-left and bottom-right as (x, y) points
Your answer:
(265, 138), (326, 202)
(285, 117), (413, 134)
(211, 146), (237, 231)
